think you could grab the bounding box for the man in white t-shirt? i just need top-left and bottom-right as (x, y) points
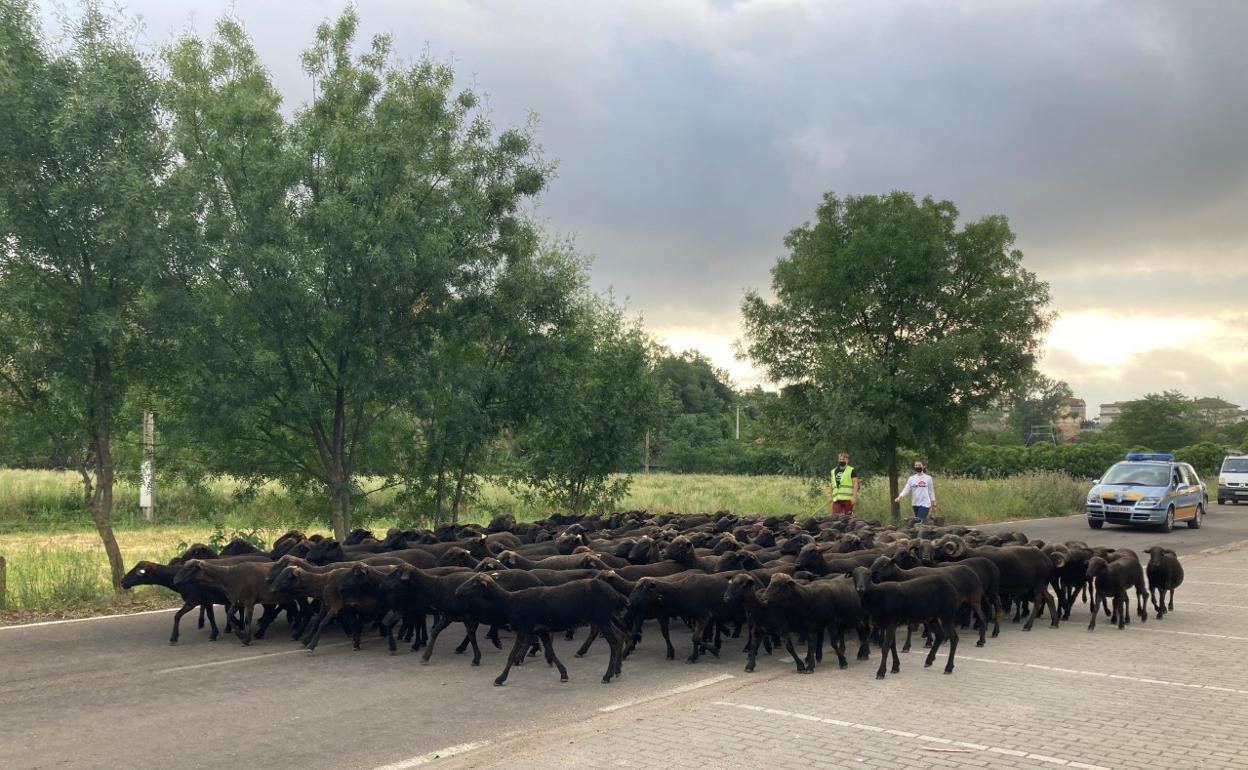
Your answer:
(894, 461), (936, 523)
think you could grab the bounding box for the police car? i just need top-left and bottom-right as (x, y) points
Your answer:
(1085, 453), (1208, 532)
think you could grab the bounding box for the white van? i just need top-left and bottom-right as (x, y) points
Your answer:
(1219, 453), (1248, 505)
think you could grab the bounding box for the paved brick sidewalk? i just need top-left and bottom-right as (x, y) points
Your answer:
(440, 545), (1248, 770)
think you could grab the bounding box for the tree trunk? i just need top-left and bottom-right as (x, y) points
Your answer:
(886, 425), (901, 525)
(450, 444), (473, 525)
(330, 481), (351, 541)
(86, 433), (125, 592)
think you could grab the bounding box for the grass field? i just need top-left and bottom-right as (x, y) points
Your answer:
(0, 469), (1086, 618)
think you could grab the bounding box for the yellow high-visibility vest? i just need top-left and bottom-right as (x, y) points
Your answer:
(831, 465), (855, 501)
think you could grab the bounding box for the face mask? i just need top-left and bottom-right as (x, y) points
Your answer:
(838, 461), (847, 468)
(914, 467), (923, 473)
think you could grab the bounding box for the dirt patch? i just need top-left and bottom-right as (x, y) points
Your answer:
(0, 595), (179, 627)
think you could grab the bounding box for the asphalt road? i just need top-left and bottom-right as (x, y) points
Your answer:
(2, 502), (1246, 770)
(978, 500), (1248, 555)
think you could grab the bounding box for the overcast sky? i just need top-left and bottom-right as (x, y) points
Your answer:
(43, 0), (1248, 416)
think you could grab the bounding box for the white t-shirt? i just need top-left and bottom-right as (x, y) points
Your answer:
(899, 473), (935, 507)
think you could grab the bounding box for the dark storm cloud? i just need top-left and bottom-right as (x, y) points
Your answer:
(38, 1), (1248, 399)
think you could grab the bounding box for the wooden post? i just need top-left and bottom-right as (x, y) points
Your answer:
(644, 430), (650, 474)
(0, 554), (7, 610)
(140, 410), (155, 522)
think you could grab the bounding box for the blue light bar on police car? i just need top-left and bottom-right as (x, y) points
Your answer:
(1125, 453), (1174, 461)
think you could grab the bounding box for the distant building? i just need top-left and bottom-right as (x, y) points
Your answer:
(1193, 397), (1242, 426)
(1057, 398), (1086, 441)
(1098, 402), (1127, 426)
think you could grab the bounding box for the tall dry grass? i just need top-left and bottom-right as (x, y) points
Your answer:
(0, 469), (1086, 615)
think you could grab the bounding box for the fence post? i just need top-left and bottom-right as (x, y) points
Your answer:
(0, 554), (7, 610)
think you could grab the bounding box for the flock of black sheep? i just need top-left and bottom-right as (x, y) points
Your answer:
(122, 511), (1186, 685)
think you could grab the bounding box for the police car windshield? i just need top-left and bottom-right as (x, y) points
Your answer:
(1101, 464), (1170, 487)
(1224, 458), (1248, 473)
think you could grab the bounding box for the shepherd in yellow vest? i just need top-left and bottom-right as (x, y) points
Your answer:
(830, 452), (859, 515)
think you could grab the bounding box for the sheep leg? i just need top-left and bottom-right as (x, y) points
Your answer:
(454, 632), (471, 654)
(780, 631), (807, 673)
(969, 600), (988, 647)
(383, 612), (400, 654)
(941, 616), (958, 674)
(744, 626), (762, 672)
(1023, 587), (1058, 631)
(855, 623), (871, 660)
(924, 618), (945, 668)
(610, 619), (627, 677)
(409, 614), (428, 651)
(989, 596), (1001, 637)
(1088, 586), (1099, 631)
(1117, 595), (1127, 630)
(487, 624), (503, 649)
(253, 604), (280, 639)
(1150, 586), (1164, 616)
(240, 602), (256, 646)
(301, 607), (327, 645)
(889, 627), (901, 673)
(875, 625), (893, 679)
(659, 616), (677, 660)
(829, 624), (849, 669)
(204, 604), (220, 641)
(575, 626), (599, 657)
(1168, 588), (1175, 612)
(197, 605), (206, 630)
(465, 621), (483, 666)
(169, 601), (197, 645)
(706, 625), (722, 657)
(306, 609), (336, 651)
(803, 627), (820, 672)
(420, 615), (454, 663)
(494, 633), (529, 686)
(599, 623), (621, 683)
(687, 619), (706, 663)
(538, 632), (569, 682)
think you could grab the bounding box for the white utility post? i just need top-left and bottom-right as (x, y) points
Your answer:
(140, 410), (155, 522)
(644, 430), (650, 473)
(735, 405), (741, 440)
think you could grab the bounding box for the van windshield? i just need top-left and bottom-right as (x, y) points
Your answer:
(1101, 463), (1170, 487)
(1224, 458), (1248, 474)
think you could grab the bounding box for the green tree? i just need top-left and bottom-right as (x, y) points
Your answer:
(742, 192), (1051, 521)
(1007, 374), (1074, 443)
(516, 303), (665, 513)
(656, 352), (735, 415)
(0, 1), (169, 588)
(1107, 391), (1202, 452)
(163, 11), (548, 538)
(408, 243), (591, 522)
